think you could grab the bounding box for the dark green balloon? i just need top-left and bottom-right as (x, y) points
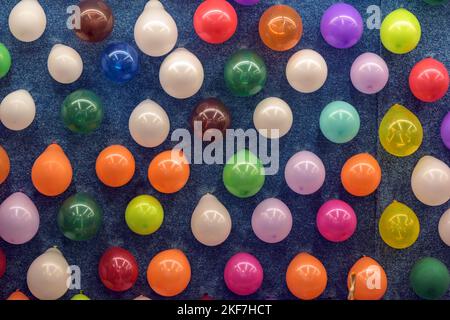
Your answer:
(58, 193), (102, 241)
(410, 257), (450, 300)
(423, 0), (449, 4)
(61, 90), (103, 134)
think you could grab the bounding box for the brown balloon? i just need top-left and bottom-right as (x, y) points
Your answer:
(190, 98), (231, 141)
(74, 0), (114, 42)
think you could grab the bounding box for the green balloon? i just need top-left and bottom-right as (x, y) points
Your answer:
(423, 0), (449, 4)
(223, 149), (265, 198)
(224, 49), (267, 97)
(319, 101), (360, 143)
(61, 90), (104, 134)
(58, 193), (103, 241)
(71, 292), (90, 300)
(125, 195), (164, 235)
(410, 257), (450, 300)
(0, 43), (11, 79)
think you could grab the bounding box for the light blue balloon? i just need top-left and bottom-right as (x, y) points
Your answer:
(319, 101), (360, 143)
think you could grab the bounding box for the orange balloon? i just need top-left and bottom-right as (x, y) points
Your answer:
(347, 256), (387, 300)
(0, 145), (10, 184)
(146, 249), (191, 297)
(31, 144), (73, 196)
(7, 290), (30, 300)
(96, 145), (135, 187)
(148, 150), (190, 194)
(341, 153), (381, 196)
(286, 252), (328, 300)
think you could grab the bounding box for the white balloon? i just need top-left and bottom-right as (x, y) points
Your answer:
(286, 49), (328, 93)
(439, 209), (450, 246)
(253, 97), (293, 139)
(9, 0), (47, 42)
(47, 44), (83, 84)
(0, 89), (36, 131)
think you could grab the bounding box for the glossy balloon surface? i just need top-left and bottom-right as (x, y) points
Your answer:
(48, 44), (83, 84)
(98, 247), (139, 292)
(0, 43), (11, 78)
(148, 150), (190, 193)
(253, 97), (293, 139)
(224, 253), (263, 296)
(75, 0), (114, 42)
(286, 49), (328, 93)
(8, 0), (47, 42)
(7, 290), (29, 300)
(441, 112), (450, 149)
(380, 9), (421, 54)
(0, 146), (10, 185)
(410, 257), (450, 300)
(125, 195), (164, 235)
(252, 198), (292, 243)
(0, 89), (36, 131)
(101, 42), (139, 83)
(96, 145), (135, 187)
(341, 153), (381, 196)
(350, 52), (389, 94)
(347, 257), (387, 300)
(191, 98), (231, 140)
(316, 199), (357, 242)
(71, 292), (90, 300)
(438, 208), (450, 246)
(285, 151), (325, 195)
(319, 101), (360, 144)
(409, 57), (449, 103)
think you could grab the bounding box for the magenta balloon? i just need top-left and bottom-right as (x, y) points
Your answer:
(252, 198), (292, 243)
(441, 111), (450, 150)
(316, 199), (357, 242)
(285, 151), (326, 195)
(350, 52), (389, 94)
(0, 192), (39, 244)
(224, 252), (263, 296)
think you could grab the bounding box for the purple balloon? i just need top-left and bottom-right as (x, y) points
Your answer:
(0, 192), (39, 244)
(285, 151), (326, 195)
(320, 3), (363, 49)
(252, 198), (292, 243)
(441, 112), (450, 149)
(351, 52), (389, 94)
(234, 0), (260, 5)
(316, 199), (357, 242)
(224, 252), (263, 296)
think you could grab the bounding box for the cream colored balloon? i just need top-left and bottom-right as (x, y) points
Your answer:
(411, 156), (450, 206)
(27, 248), (70, 300)
(134, 0), (178, 57)
(134, 295), (152, 300)
(0, 89), (36, 131)
(286, 49), (328, 93)
(47, 44), (83, 84)
(129, 99), (170, 148)
(191, 194), (232, 246)
(438, 209), (450, 246)
(159, 48), (204, 99)
(9, 0), (47, 42)
(253, 97), (293, 139)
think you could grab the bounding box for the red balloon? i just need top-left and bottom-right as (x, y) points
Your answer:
(194, 0), (238, 44)
(409, 57), (449, 102)
(98, 247), (138, 292)
(0, 248), (6, 278)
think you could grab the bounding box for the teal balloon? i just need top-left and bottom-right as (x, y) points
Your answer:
(423, 0), (449, 4)
(410, 257), (450, 300)
(319, 101), (360, 143)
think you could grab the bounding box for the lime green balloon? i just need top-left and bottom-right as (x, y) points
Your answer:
(380, 9), (421, 54)
(410, 257), (450, 300)
(319, 101), (360, 144)
(71, 292), (90, 300)
(0, 43), (11, 79)
(125, 195), (164, 235)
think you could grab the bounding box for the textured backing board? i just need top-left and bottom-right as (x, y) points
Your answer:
(0, 0), (449, 300)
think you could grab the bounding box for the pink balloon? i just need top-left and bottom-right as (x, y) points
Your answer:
(285, 151), (326, 195)
(316, 199), (357, 242)
(224, 253), (263, 296)
(252, 198), (292, 243)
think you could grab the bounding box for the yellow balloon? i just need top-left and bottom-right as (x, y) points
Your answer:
(379, 201), (420, 249)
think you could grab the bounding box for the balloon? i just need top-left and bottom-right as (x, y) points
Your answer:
(134, 295), (151, 300)
(7, 290), (29, 300)
(147, 249), (191, 297)
(96, 145), (135, 187)
(47, 44), (83, 84)
(350, 52), (389, 94)
(409, 57), (449, 103)
(224, 49), (267, 97)
(379, 201), (420, 249)
(75, 0), (114, 42)
(194, 0), (238, 44)
(0, 145), (10, 184)
(134, 0), (178, 57)
(438, 209), (450, 246)
(0, 89), (36, 131)
(61, 89), (103, 134)
(423, 0), (449, 4)
(316, 199), (357, 242)
(378, 104), (423, 157)
(411, 156), (450, 206)
(191, 193), (232, 246)
(99, 247), (139, 292)
(441, 112), (450, 149)
(224, 253), (263, 296)
(286, 252), (327, 300)
(71, 292), (90, 300)
(252, 198), (292, 243)
(259, 5), (303, 51)
(0, 192), (39, 245)
(410, 257), (450, 300)
(191, 98), (231, 141)
(101, 43), (139, 83)
(319, 101), (360, 143)
(286, 49), (328, 93)
(320, 3), (363, 49)
(148, 149), (190, 193)
(129, 99), (170, 148)
(341, 153), (381, 197)
(380, 8), (421, 54)
(253, 97), (293, 139)
(0, 248), (5, 278)
(347, 256), (387, 300)
(125, 195), (164, 235)
(27, 248), (70, 300)
(0, 43), (11, 79)
(285, 151), (325, 195)
(235, 0), (259, 4)
(32, 143), (73, 196)
(8, 0), (46, 42)
(223, 149), (265, 198)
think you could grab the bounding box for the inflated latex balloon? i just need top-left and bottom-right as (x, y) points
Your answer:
(0, 89), (36, 131)
(223, 149), (265, 198)
(0, 192), (39, 245)
(411, 156), (450, 206)
(75, 0), (114, 42)
(32, 144), (73, 196)
(409, 58), (449, 102)
(99, 247), (139, 292)
(379, 201), (420, 249)
(101, 43), (139, 83)
(252, 198), (292, 243)
(259, 5), (303, 51)
(47, 44), (83, 84)
(134, 0), (178, 57)
(61, 89), (103, 134)
(347, 256), (387, 300)
(441, 112), (450, 149)
(253, 97), (293, 139)
(410, 257), (450, 300)
(423, 0), (449, 4)
(7, 290), (29, 300)
(147, 249), (191, 297)
(316, 199), (357, 242)
(235, 0), (259, 5)
(380, 9), (421, 54)
(439, 209), (450, 246)
(148, 150), (190, 193)
(96, 145), (135, 187)
(286, 252), (327, 300)
(0, 146), (10, 185)
(191, 194), (232, 246)
(125, 195), (164, 235)
(71, 292), (90, 300)
(190, 98), (231, 140)
(9, 0), (47, 42)
(286, 49), (328, 93)
(0, 43), (12, 79)
(129, 99), (170, 148)
(350, 52), (389, 94)
(224, 253), (263, 296)
(134, 295), (151, 300)
(319, 101), (360, 144)
(224, 49), (267, 97)
(27, 248), (70, 300)
(341, 153), (381, 197)
(0, 248), (6, 278)
(285, 151), (325, 195)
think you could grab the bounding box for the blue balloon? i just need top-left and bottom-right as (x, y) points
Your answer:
(101, 43), (139, 83)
